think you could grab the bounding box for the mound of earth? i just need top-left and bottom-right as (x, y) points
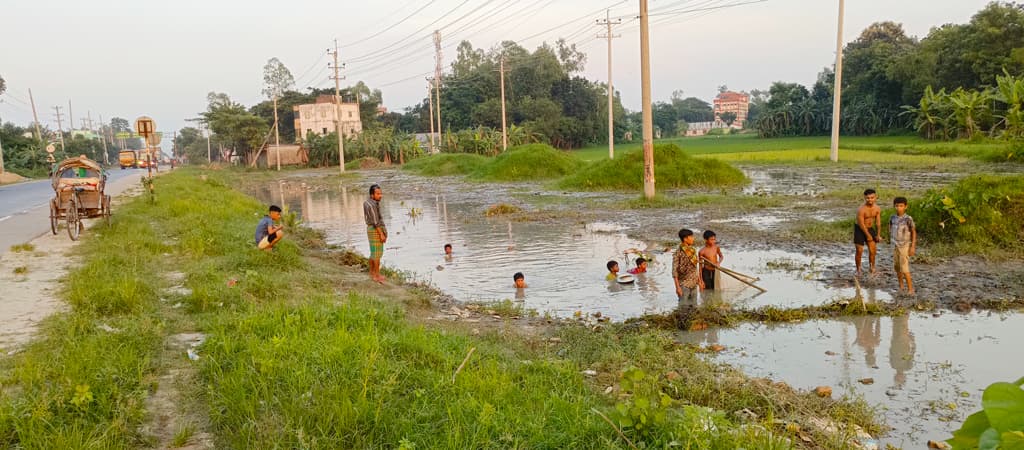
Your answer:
(0, 172), (26, 184)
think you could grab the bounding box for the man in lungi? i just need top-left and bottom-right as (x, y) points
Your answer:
(363, 184), (388, 283)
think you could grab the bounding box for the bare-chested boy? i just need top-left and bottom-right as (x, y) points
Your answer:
(698, 230), (723, 290)
(855, 188), (883, 276)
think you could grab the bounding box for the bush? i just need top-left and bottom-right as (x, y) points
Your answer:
(558, 143), (748, 191)
(471, 144), (583, 181)
(402, 153), (489, 176)
(910, 175), (1024, 250)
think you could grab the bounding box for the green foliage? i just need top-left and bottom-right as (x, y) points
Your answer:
(558, 143), (748, 191)
(611, 367), (674, 439)
(947, 377), (1024, 449)
(910, 175), (1024, 251)
(470, 144), (583, 181)
(402, 153), (489, 176)
(484, 203), (522, 216)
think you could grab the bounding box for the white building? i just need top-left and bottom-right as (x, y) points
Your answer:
(293, 95), (362, 142)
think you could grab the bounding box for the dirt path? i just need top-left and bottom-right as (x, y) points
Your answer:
(0, 232), (75, 352)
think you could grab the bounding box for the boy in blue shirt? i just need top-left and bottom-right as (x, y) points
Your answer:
(255, 205), (284, 250)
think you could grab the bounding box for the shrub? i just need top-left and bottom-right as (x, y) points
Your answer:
(558, 143), (747, 191)
(471, 144), (583, 181)
(910, 175), (1024, 250)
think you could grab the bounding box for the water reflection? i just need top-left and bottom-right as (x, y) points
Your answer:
(678, 312), (1024, 447)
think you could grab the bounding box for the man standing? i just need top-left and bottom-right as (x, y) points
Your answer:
(855, 188), (883, 276)
(363, 184), (388, 283)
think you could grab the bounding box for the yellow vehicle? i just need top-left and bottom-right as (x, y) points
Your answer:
(118, 150), (137, 169)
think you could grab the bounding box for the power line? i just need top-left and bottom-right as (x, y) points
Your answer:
(342, 0), (439, 49)
(346, 0), (470, 63)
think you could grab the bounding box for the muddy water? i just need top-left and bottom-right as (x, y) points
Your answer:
(740, 167), (965, 196)
(251, 179), (888, 319)
(678, 311), (1024, 447)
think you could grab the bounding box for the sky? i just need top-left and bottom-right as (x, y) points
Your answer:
(0, 0), (991, 146)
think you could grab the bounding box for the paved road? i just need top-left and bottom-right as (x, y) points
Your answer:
(0, 168), (149, 254)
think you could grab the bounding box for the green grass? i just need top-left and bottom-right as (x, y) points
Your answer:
(12, 266), (27, 275)
(402, 153), (489, 176)
(558, 143), (748, 191)
(470, 144), (584, 181)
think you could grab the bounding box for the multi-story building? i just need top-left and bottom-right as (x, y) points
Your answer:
(293, 95), (362, 142)
(713, 91), (750, 128)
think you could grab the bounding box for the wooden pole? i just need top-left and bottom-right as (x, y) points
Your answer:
(639, 0), (656, 198)
(701, 257), (766, 292)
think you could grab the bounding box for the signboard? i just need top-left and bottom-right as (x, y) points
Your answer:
(46, 144), (55, 154)
(115, 131), (131, 139)
(147, 133), (162, 146)
(135, 116), (156, 137)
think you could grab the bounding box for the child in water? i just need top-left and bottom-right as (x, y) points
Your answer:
(606, 261), (620, 281)
(628, 257), (647, 274)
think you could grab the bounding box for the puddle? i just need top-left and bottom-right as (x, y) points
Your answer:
(250, 176), (888, 319)
(707, 213), (786, 231)
(741, 167), (968, 197)
(678, 311), (1024, 447)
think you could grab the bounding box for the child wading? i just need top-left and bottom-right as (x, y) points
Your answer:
(698, 230), (723, 290)
(855, 188), (883, 276)
(673, 229), (703, 304)
(606, 261), (619, 281)
(889, 196), (917, 295)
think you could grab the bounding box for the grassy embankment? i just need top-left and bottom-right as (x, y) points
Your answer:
(403, 143), (581, 181)
(1, 168), (882, 448)
(574, 134), (1016, 163)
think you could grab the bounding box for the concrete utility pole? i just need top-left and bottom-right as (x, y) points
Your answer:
(273, 95), (281, 171)
(98, 114), (109, 165)
(498, 55), (508, 152)
(203, 122), (211, 163)
(598, 9), (621, 159)
(426, 78), (436, 153)
(433, 30), (443, 140)
(829, 0), (845, 163)
(53, 106), (66, 152)
(329, 39), (346, 173)
(0, 113), (5, 174)
(28, 89), (43, 142)
(639, 0), (656, 199)
(68, 99), (74, 133)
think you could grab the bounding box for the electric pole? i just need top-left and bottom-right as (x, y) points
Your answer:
(498, 55), (509, 152)
(329, 39), (346, 173)
(53, 106), (66, 152)
(68, 99), (74, 133)
(0, 113), (5, 174)
(829, 0), (845, 163)
(639, 0), (656, 199)
(426, 78), (436, 153)
(273, 94), (281, 171)
(598, 9), (621, 159)
(433, 30), (443, 140)
(99, 114), (110, 165)
(28, 89), (42, 142)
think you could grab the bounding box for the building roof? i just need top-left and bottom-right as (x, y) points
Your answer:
(715, 91), (749, 102)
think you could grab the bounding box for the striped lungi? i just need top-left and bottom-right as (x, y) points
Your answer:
(367, 226), (384, 260)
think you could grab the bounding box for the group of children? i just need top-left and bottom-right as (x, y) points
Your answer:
(598, 188), (919, 302)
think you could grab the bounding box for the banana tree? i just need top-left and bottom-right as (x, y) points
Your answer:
(948, 88), (992, 140)
(994, 70), (1024, 139)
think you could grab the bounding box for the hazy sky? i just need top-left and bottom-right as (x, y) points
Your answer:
(0, 0), (990, 141)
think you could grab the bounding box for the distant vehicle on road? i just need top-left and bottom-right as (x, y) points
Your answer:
(118, 150), (137, 169)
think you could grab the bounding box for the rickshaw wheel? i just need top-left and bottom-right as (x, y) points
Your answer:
(103, 195), (112, 226)
(67, 194), (81, 241)
(49, 198), (59, 235)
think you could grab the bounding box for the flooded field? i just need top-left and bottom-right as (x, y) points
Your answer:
(679, 311), (1024, 447)
(251, 174), (888, 319)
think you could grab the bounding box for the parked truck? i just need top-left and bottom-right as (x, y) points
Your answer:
(118, 150), (137, 169)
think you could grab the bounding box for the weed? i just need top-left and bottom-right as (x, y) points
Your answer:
(484, 203), (523, 216)
(171, 422), (196, 447)
(10, 243), (35, 253)
(12, 266), (27, 275)
(911, 175), (1024, 255)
